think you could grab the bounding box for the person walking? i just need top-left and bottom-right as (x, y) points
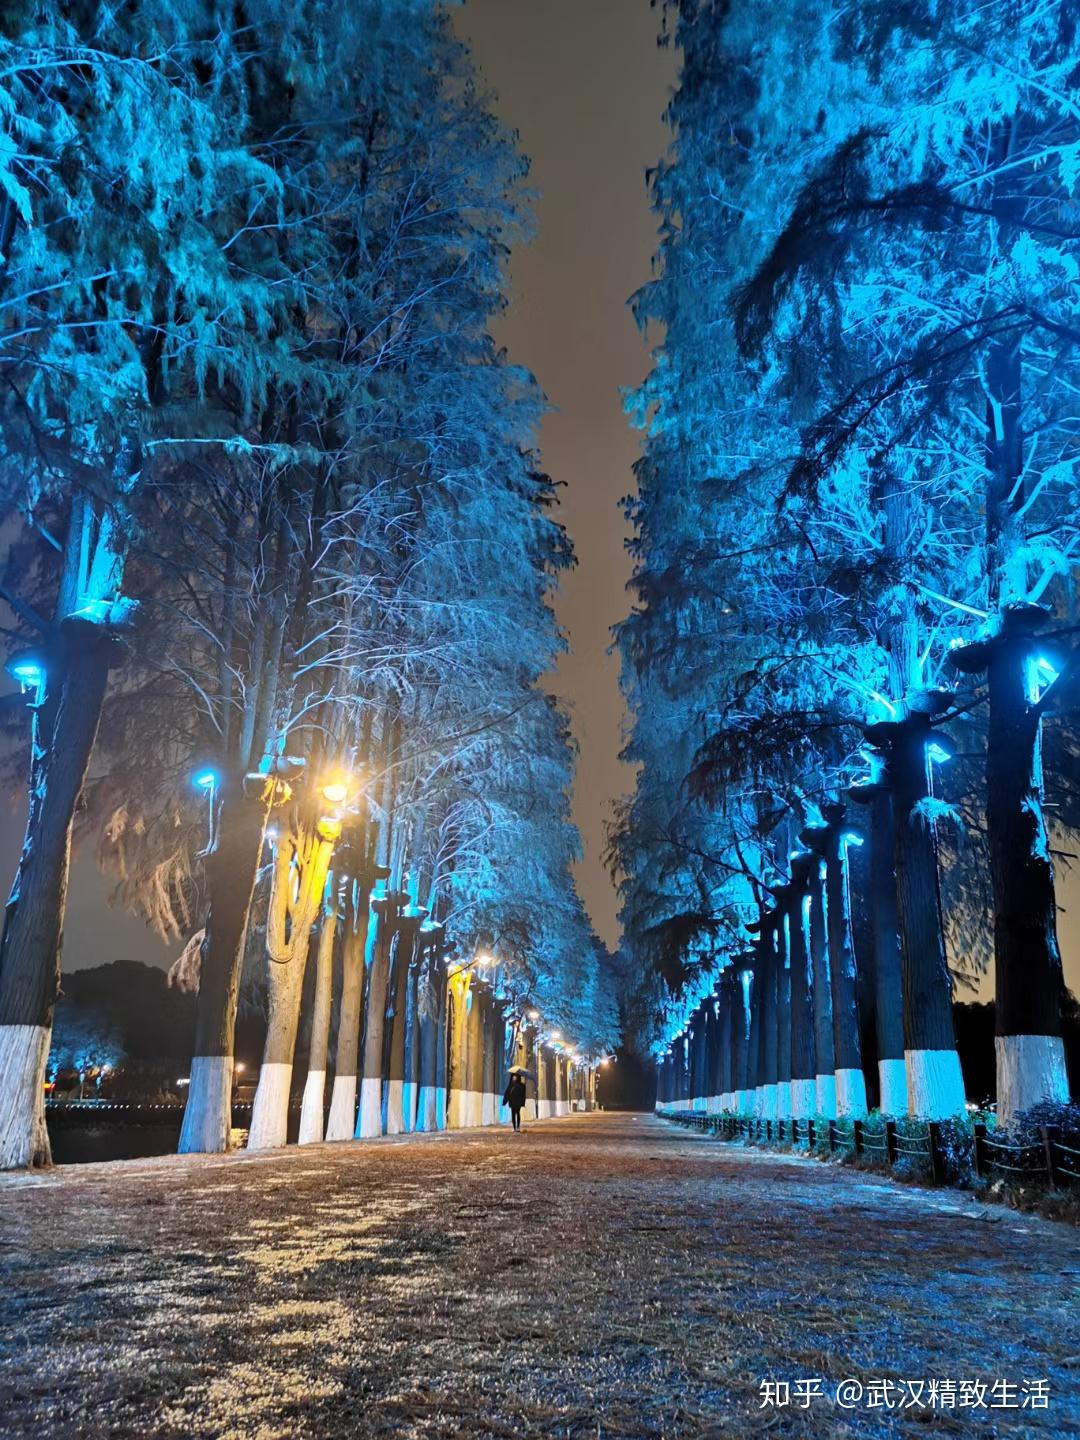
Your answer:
(502, 1071), (527, 1131)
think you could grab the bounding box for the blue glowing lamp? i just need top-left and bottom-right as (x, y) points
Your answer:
(926, 741), (952, 766)
(840, 831), (864, 848)
(193, 769), (218, 791)
(5, 650), (46, 689)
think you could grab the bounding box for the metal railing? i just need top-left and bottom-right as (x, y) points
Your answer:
(658, 1108), (1080, 1190)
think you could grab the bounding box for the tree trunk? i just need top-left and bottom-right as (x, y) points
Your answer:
(718, 976), (734, 1110)
(248, 831), (332, 1150)
(757, 922), (779, 1120)
(179, 782), (268, 1154)
(298, 880), (339, 1144)
(415, 943), (440, 1130)
(880, 716), (965, 1118)
(733, 963), (753, 1113)
(787, 865), (816, 1119)
(988, 621), (1068, 1125)
(867, 789), (907, 1114)
(774, 909), (792, 1121)
(821, 808), (868, 1118)
(705, 996), (720, 1113)
(804, 856), (836, 1118)
(385, 916), (418, 1135)
(0, 626), (112, 1169)
(402, 940), (421, 1132)
(446, 974), (468, 1127)
(481, 991), (498, 1125)
(356, 893), (396, 1138)
(325, 877), (370, 1141)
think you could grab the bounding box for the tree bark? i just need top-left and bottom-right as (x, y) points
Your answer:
(356, 892), (399, 1138)
(786, 863), (816, 1119)
(876, 716), (965, 1118)
(820, 808), (868, 1119)
(987, 618), (1068, 1125)
(298, 880), (339, 1144)
(0, 625), (112, 1169)
(178, 781), (269, 1154)
(325, 877), (370, 1141)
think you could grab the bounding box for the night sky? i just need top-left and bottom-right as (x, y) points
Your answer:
(456, 0), (678, 951)
(3, 1), (1077, 998)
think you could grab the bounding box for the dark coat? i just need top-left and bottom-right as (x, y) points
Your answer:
(502, 1075), (527, 1110)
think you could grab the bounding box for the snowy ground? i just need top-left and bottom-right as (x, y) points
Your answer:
(0, 1112), (1077, 1438)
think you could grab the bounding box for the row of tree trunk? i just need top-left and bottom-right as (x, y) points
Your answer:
(190, 861), (591, 1151)
(657, 786), (963, 1122)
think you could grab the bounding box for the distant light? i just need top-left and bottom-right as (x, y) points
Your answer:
(550, 1030), (561, 1041)
(194, 770), (218, 790)
(177, 1077), (190, 1086)
(926, 742), (951, 765)
(1036, 656), (1059, 680)
(235, 1062), (245, 1074)
(319, 778), (350, 805)
(527, 1009), (539, 1021)
(475, 952), (493, 968)
(840, 831), (864, 848)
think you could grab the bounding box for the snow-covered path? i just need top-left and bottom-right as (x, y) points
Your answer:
(0, 1112), (1076, 1437)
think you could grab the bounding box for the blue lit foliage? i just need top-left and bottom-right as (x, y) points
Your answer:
(0, 1), (616, 1061)
(615, 0), (1080, 1047)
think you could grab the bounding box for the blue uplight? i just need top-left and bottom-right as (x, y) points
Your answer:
(193, 769), (218, 790)
(926, 742), (951, 765)
(10, 661), (43, 686)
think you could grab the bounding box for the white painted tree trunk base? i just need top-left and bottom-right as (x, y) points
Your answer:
(481, 1093), (495, 1126)
(791, 1078), (816, 1119)
(693, 1096), (707, 1113)
(776, 1082), (792, 1120)
(815, 1073), (837, 1120)
(247, 1062), (293, 1151)
(538, 1098), (553, 1119)
(298, 1069), (326, 1145)
(402, 1081), (417, 1132)
(356, 1076), (383, 1138)
(878, 1058), (908, 1117)
(416, 1084), (438, 1131)
(385, 1079), (405, 1136)
(325, 1074), (357, 1141)
(996, 1033), (1069, 1131)
(759, 1084), (778, 1121)
(435, 1088), (447, 1130)
(905, 1048), (966, 1119)
(835, 1067), (868, 1119)
(0, 1023), (52, 1169)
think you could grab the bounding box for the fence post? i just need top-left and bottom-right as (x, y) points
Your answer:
(928, 1122), (943, 1183)
(885, 1120), (898, 1166)
(973, 1122), (987, 1178)
(853, 1119), (863, 1158)
(828, 1120), (836, 1155)
(1041, 1126), (1059, 1188)
(807, 1117), (815, 1149)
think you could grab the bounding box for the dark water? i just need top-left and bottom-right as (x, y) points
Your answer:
(45, 1104), (302, 1164)
(48, 1124), (182, 1165)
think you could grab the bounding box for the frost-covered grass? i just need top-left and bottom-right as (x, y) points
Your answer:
(0, 1114), (1077, 1437)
